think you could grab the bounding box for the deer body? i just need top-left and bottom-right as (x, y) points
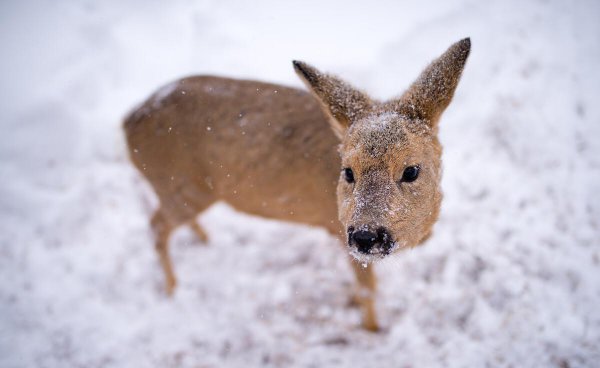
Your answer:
(125, 77), (341, 233)
(125, 39), (471, 331)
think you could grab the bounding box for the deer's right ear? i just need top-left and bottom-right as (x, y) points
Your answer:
(293, 60), (373, 139)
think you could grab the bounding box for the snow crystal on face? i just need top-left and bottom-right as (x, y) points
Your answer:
(364, 111), (400, 130)
(347, 112), (408, 158)
(348, 240), (406, 263)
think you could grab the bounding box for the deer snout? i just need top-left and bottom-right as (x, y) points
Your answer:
(347, 226), (393, 256)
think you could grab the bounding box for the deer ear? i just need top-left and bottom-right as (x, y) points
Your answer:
(387, 38), (471, 128)
(293, 60), (373, 139)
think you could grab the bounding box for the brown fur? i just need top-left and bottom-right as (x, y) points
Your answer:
(124, 38), (470, 331)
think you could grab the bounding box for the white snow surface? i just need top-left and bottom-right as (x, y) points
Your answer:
(1, 0), (599, 367)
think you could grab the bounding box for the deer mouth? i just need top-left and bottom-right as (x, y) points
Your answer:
(347, 242), (401, 264)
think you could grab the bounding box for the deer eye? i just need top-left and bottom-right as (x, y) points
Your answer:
(401, 165), (420, 182)
(343, 168), (354, 183)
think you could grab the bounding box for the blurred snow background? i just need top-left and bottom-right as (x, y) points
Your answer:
(1, 0), (599, 366)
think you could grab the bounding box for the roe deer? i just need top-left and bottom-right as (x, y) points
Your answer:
(124, 38), (471, 331)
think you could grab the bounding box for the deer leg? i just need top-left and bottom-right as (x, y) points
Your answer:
(349, 259), (379, 332)
(189, 220), (209, 243)
(151, 208), (177, 296)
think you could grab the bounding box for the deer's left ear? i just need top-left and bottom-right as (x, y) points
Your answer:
(293, 60), (373, 139)
(387, 38), (471, 128)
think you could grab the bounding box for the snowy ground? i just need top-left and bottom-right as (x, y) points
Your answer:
(1, 0), (599, 367)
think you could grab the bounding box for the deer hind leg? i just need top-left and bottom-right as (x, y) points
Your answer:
(189, 219), (209, 243)
(180, 183), (215, 244)
(349, 259), (379, 332)
(151, 208), (178, 296)
(151, 189), (215, 295)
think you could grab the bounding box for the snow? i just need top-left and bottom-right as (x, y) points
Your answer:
(1, 0), (599, 367)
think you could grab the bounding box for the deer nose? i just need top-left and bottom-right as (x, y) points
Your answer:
(352, 230), (378, 254)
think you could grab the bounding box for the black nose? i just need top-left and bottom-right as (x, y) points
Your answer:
(348, 227), (393, 255)
(352, 230), (378, 254)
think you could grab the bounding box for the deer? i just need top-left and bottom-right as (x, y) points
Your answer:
(124, 38), (471, 331)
